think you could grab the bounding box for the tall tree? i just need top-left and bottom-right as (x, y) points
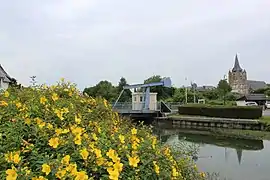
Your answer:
(116, 77), (132, 102)
(83, 80), (117, 102)
(217, 79), (232, 104)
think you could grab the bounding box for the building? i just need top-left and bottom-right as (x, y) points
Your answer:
(228, 54), (267, 94)
(0, 65), (14, 90)
(236, 94), (266, 107)
(132, 92), (157, 111)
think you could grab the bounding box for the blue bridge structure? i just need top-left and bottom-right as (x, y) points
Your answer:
(112, 77), (180, 121)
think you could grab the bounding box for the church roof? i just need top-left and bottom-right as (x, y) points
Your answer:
(0, 64), (12, 83)
(247, 80), (267, 91)
(232, 54), (243, 72)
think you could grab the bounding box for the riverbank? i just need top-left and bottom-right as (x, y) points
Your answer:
(156, 127), (270, 140)
(156, 115), (265, 131)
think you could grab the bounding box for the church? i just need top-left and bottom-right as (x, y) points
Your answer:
(228, 54), (267, 95)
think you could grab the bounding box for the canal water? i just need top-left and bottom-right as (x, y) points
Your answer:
(153, 124), (270, 180)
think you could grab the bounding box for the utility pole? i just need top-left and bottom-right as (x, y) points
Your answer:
(185, 77), (188, 104)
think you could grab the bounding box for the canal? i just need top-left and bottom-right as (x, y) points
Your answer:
(153, 124), (270, 180)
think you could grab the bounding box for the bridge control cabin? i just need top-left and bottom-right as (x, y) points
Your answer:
(132, 92), (157, 111)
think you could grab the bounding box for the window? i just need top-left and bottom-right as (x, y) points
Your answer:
(134, 96), (137, 102)
(140, 96), (143, 102)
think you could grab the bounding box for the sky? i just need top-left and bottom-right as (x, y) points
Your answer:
(1, 0), (270, 89)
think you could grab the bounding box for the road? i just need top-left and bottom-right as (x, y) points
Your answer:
(263, 109), (270, 116)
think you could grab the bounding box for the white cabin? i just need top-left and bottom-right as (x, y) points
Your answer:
(132, 92), (157, 111)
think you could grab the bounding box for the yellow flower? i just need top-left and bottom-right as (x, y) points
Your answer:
(4, 91), (10, 97)
(52, 93), (59, 101)
(69, 91), (73, 97)
(74, 135), (82, 145)
(6, 168), (17, 180)
(131, 128), (137, 135)
(0, 100), (8, 106)
(94, 148), (102, 158)
(54, 109), (64, 120)
(172, 166), (178, 177)
(128, 156), (140, 168)
(104, 99), (108, 108)
(96, 157), (105, 166)
(107, 167), (119, 180)
(48, 137), (60, 148)
(42, 164), (51, 175)
(118, 135), (125, 144)
(32, 176), (47, 180)
(75, 171), (88, 180)
(80, 148), (89, 160)
(92, 133), (98, 141)
(66, 163), (77, 176)
(55, 128), (63, 136)
(13, 153), (21, 164)
(46, 123), (53, 129)
(113, 161), (123, 172)
(75, 114), (81, 124)
(40, 97), (47, 105)
(56, 169), (66, 179)
(15, 102), (22, 109)
(153, 161), (160, 175)
(106, 149), (119, 162)
(61, 155), (70, 165)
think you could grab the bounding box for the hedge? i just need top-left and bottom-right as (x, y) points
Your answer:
(0, 79), (205, 180)
(178, 104), (263, 119)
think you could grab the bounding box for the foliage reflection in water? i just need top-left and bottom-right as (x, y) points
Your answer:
(153, 124), (270, 180)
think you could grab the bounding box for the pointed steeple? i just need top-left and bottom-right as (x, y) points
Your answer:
(236, 149), (242, 165)
(232, 54), (243, 72)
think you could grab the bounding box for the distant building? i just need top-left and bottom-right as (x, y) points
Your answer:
(236, 94), (266, 107)
(228, 54), (267, 95)
(0, 65), (14, 90)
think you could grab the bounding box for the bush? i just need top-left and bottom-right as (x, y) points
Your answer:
(0, 79), (204, 180)
(178, 104), (262, 119)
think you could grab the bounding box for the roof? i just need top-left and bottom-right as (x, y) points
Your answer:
(236, 94), (266, 101)
(232, 54), (243, 72)
(0, 64), (12, 83)
(247, 80), (267, 91)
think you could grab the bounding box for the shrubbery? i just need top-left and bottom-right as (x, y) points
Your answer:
(178, 104), (263, 119)
(0, 79), (204, 180)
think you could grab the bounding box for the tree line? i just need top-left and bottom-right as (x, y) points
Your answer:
(83, 75), (237, 105)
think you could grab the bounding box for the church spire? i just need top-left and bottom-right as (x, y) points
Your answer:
(232, 54), (243, 72)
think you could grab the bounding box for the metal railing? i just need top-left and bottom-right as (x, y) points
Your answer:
(111, 102), (182, 111)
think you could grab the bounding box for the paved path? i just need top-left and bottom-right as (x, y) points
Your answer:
(263, 109), (270, 116)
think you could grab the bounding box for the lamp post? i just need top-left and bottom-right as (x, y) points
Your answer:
(185, 77), (188, 104)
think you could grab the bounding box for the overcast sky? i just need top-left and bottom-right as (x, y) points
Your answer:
(1, 0), (270, 89)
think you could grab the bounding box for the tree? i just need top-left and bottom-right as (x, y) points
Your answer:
(83, 81), (117, 102)
(217, 79), (232, 105)
(144, 75), (174, 100)
(116, 77), (132, 102)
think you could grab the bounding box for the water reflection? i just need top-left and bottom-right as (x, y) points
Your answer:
(153, 126), (270, 180)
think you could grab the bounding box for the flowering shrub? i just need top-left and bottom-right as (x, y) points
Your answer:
(0, 79), (205, 180)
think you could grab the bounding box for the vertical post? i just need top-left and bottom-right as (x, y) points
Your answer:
(144, 87), (150, 110)
(193, 87), (196, 103)
(185, 77), (188, 104)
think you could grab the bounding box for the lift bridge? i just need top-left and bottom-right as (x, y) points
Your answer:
(112, 77), (174, 120)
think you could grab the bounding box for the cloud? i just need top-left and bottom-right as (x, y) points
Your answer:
(0, 0), (270, 89)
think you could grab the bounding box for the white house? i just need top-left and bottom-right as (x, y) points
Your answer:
(0, 65), (14, 90)
(132, 92), (158, 111)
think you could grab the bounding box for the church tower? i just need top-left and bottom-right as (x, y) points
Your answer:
(228, 54), (249, 94)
